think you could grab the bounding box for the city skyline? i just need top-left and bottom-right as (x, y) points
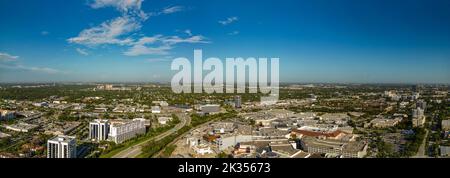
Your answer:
(1, 0), (450, 84)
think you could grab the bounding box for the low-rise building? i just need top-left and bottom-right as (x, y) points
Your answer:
(368, 117), (402, 128)
(151, 106), (161, 114)
(300, 136), (368, 158)
(211, 122), (235, 134)
(192, 143), (214, 155)
(440, 146), (450, 157)
(200, 104), (220, 114)
(218, 135), (254, 151)
(33, 102), (48, 107)
(0, 132), (11, 138)
(5, 122), (39, 132)
(442, 120), (450, 131)
(158, 117), (172, 125)
(291, 126), (349, 140)
(94, 107), (108, 113)
(44, 122), (81, 135)
(269, 141), (302, 158)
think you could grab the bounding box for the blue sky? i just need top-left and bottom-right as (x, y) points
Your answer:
(0, 0), (449, 83)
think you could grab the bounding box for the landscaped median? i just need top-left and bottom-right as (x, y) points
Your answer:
(137, 111), (237, 158)
(137, 125), (192, 158)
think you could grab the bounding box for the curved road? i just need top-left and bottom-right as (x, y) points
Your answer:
(112, 113), (190, 158)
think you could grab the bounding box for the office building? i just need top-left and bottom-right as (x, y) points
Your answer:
(89, 119), (110, 141)
(47, 135), (77, 158)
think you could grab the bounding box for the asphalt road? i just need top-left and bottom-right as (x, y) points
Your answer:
(111, 113), (190, 158)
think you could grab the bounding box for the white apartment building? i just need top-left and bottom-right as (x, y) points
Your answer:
(47, 135), (77, 158)
(89, 119), (110, 141)
(108, 119), (146, 144)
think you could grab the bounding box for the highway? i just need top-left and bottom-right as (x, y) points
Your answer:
(152, 116), (220, 158)
(112, 113), (190, 158)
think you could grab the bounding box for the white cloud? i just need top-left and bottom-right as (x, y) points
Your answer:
(228, 31), (239, 35)
(90, 0), (142, 10)
(69, 1), (207, 57)
(184, 29), (192, 36)
(124, 45), (172, 56)
(90, 0), (149, 20)
(0, 52), (19, 62)
(219, 16), (238, 25)
(90, 0), (146, 15)
(68, 16), (140, 46)
(76, 48), (89, 56)
(124, 34), (209, 56)
(161, 35), (210, 45)
(161, 6), (184, 14)
(41, 31), (49, 36)
(68, 0), (148, 47)
(132, 35), (163, 45)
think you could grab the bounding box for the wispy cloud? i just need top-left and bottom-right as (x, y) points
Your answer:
(161, 35), (210, 45)
(69, 1), (207, 57)
(184, 29), (192, 36)
(228, 31), (239, 35)
(219, 16), (238, 25)
(124, 45), (172, 56)
(132, 35), (163, 46)
(0, 52), (19, 62)
(161, 6), (184, 14)
(76, 48), (89, 56)
(124, 34), (209, 56)
(90, 0), (142, 11)
(41, 31), (49, 36)
(89, 0), (148, 19)
(69, 0), (146, 46)
(68, 16), (139, 46)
